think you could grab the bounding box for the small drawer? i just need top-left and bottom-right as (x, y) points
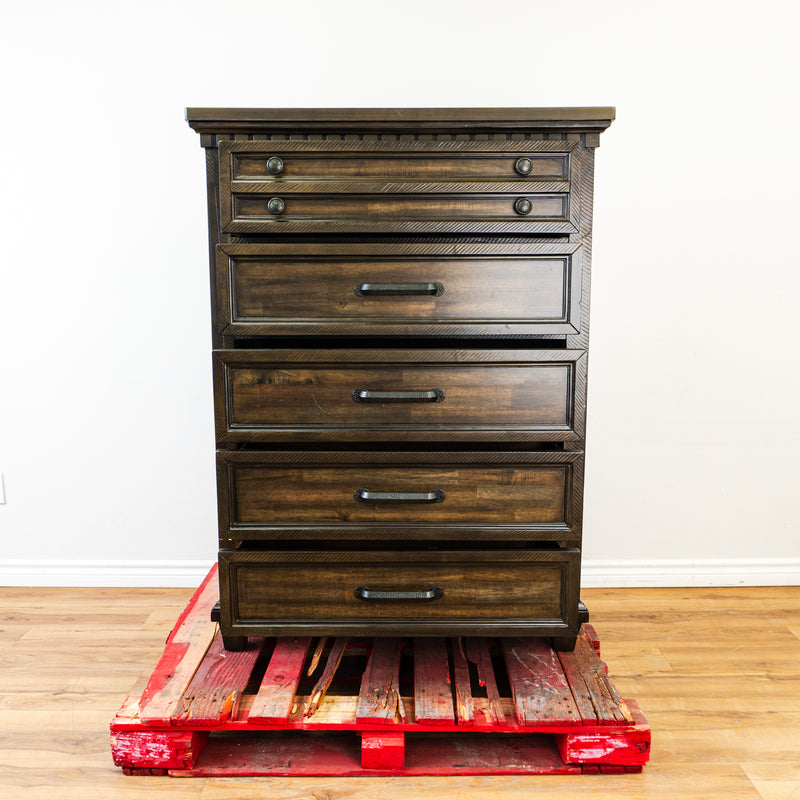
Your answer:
(216, 241), (582, 337)
(218, 547), (580, 637)
(217, 449), (583, 544)
(214, 349), (585, 444)
(218, 139), (578, 234)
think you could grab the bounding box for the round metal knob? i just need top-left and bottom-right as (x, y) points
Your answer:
(514, 197), (532, 215)
(515, 157), (533, 176)
(267, 197), (285, 215)
(266, 156), (284, 175)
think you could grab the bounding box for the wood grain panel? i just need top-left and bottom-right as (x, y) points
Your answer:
(232, 153), (569, 182)
(232, 464), (569, 525)
(221, 550), (574, 624)
(216, 241), (582, 338)
(216, 449), (582, 543)
(232, 193), (568, 223)
(227, 364), (570, 427)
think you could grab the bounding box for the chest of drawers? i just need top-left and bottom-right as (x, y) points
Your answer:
(186, 107), (614, 651)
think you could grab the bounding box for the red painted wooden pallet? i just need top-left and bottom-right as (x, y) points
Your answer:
(110, 565), (650, 776)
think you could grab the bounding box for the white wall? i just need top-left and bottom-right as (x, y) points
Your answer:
(1, 0), (798, 586)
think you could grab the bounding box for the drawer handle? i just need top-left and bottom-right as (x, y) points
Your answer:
(354, 282), (444, 297)
(353, 388), (445, 403)
(354, 586), (444, 602)
(515, 157), (533, 175)
(267, 197), (285, 215)
(266, 156), (284, 174)
(514, 197), (533, 215)
(354, 488), (446, 504)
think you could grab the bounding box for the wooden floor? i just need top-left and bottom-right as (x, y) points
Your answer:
(1, 585), (799, 798)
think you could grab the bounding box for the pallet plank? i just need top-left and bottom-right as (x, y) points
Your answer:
(413, 638), (455, 724)
(138, 564), (220, 724)
(173, 631), (263, 724)
(306, 637), (348, 717)
(466, 638), (505, 724)
(557, 634), (631, 725)
(451, 637), (474, 725)
(501, 638), (582, 727)
(357, 638), (406, 724)
(307, 637), (328, 676)
(248, 637), (312, 723)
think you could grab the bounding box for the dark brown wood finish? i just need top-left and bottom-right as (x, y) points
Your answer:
(217, 242), (582, 337)
(218, 549), (580, 638)
(216, 450), (583, 544)
(187, 108), (613, 650)
(213, 349), (585, 444)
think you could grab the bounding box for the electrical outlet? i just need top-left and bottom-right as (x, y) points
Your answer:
(0, 474), (5, 504)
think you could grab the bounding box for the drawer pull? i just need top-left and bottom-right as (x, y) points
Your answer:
(353, 388), (445, 403)
(266, 156), (284, 174)
(354, 488), (446, 504)
(515, 157), (533, 176)
(354, 282), (444, 297)
(267, 197), (285, 215)
(354, 586), (444, 602)
(514, 197), (533, 215)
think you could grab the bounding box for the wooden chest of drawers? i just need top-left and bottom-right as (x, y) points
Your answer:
(186, 107), (614, 651)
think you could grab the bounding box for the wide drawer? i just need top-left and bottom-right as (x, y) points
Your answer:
(218, 139), (579, 234)
(218, 548), (581, 637)
(216, 450), (583, 543)
(216, 241), (582, 337)
(214, 349), (585, 443)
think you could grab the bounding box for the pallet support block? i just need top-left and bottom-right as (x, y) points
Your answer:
(361, 731), (405, 769)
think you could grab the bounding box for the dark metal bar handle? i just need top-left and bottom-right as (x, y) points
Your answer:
(354, 586), (444, 602)
(352, 388), (445, 403)
(354, 488), (445, 503)
(354, 282), (444, 297)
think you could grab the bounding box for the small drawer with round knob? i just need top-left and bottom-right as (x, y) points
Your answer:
(220, 138), (578, 234)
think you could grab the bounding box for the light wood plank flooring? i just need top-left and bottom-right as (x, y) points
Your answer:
(1, 584), (798, 798)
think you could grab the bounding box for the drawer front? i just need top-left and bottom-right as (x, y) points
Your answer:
(218, 139), (578, 234)
(217, 242), (582, 337)
(216, 450), (582, 542)
(215, 350), (584, 443)
(231, 151), (570, 183)
(218, 549), (580, 636)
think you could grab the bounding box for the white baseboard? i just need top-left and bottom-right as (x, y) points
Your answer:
(0, 557), (798, 588)
(0, 559), (215, 587)
(581, 558), (800, 587)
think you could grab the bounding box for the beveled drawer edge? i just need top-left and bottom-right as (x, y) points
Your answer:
(219, 138), (581, 154)
(220, 548), (579, 564)
(216, 449), (584, 466)
(214, 348), (584, 364)
(218, 241), (582, 257)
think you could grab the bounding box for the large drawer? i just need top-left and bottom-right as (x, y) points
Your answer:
(218, 547), (581, 637)
(218, 139), (578, 234)
(216, 450), (583, 543)
(216, 241), (582, 337)
(213, 349), (585, 443)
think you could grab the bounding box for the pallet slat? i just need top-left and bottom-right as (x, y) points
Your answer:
(307, 637), (348, 717)
(451, 637), (474, 725)
(501, 638), (582, 727)
(413, 638), (455, 724)
(137, 565), (220, 724)
(173, 632), (263, 725)
(357, 638), (406, 724)
(248, 637), (312, 723)
(466, 638), (505, 724)
(557, 634), (631, 725)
